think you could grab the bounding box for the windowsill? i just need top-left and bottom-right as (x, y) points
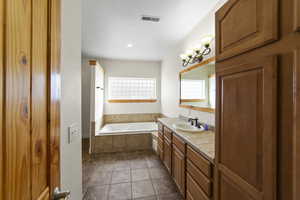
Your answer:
(180, 99), (205, 103)
(108, 99), (157, 103)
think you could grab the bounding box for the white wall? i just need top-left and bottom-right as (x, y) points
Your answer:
(161, 0), (227, 126)
(100, 58), (162, 114)
(81, 58), (91, 138)
(61, 0), (82, 199)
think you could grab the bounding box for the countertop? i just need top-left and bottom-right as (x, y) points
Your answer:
(158, 118), (215, 162)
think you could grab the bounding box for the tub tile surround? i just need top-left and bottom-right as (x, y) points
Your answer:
(158, 118), (215, 160)
(94, 134), (152, 153)
(82, 148), (183, 200)
(104, 113), (163, 124)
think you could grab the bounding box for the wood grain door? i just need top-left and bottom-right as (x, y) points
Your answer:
(295, 0), (300, 31)
(0, 0), (61, 199)
(294, 49), (300, 200)
(216, 0), (278, 61)
(215, 57), (277, 200)
(172, 145), (185, 196)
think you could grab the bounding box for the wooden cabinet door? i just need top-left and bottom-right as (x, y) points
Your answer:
(163, 139), (172, 173)
(0, 0), (61, 199)
(215, 56), (277, 200)
(294, 49), (300, 200)
(172, 145), (185, 196)
(295, 0), (300, 31)
(216, 0), (278, 61)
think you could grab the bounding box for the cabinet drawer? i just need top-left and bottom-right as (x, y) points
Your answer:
(173, 134), (185, 153)
(158, 131), (164, 139)
(164, 127), (172, 141)
(187, 146), (212, 178)
(187, 160), (212, 197)
(186, 173), (209, 200)
(158, 122), (163, 132)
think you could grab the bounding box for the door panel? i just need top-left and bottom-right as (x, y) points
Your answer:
(5, 0), (32, 199)
(32, 0), (49, 199)
(216, 0), (278, 61)
(0, 0), (3, 199)
(172, 146), (185, 196)
(219, 172), (253, 200)
(164, 139), (172, 173)
(215, 57), (277, 200)
(49, 0), (61, 193)
(1, 0), (61, 199)
(295, 0), (300, 31)
(294, 49), (300, 200)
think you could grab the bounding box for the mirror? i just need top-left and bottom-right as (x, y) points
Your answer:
(179, 58), (215, 113)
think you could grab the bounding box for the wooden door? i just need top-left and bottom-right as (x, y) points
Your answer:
(216, 0), (278, 61)
(0, 0), (61, 199)
(295, 0), (300, 31)
(172, 145), (185, 196)
(294, 49), (300, 200)
(163, 138), (172, 173)
(215, 57), (277, 200)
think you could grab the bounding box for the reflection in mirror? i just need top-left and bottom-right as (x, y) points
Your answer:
(180, 59), (215, 112)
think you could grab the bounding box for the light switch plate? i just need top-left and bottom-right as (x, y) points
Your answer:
(68, 124), (78, 144)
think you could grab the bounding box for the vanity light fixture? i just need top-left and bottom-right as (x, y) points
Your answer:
(180, 35), (214, 67)
(127, 44), (133, 48)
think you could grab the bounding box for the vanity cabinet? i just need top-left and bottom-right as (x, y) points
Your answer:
(163, 127), (172, 173)
(172, 135), (186, 197)
(163, 137), (172, 173)
(158, 122), (214, 200)
(186, 146), (213, 200)
(158, 130), (164, 160)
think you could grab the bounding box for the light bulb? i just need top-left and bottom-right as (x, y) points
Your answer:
(185, 49), (194, 57)
(180, 54), (187, 60)
(201, 35), (214, 46)
(193, 44), (202, 51)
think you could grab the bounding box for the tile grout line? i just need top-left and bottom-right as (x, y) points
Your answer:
(107, 166), (114, 200)
(130, 168), (133, 200)
(148, 166), (159, 199)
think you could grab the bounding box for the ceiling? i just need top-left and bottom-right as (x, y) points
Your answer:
(82, 0), (219, 61)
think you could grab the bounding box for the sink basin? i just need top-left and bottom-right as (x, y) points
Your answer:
(172, 123), (205, 133)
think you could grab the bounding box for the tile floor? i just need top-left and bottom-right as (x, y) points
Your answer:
(82, 141), (183, 200)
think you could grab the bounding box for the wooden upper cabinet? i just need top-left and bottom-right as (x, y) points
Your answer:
(295, 0), (300, 31)
(215, 56), (277, 200)
(216, 0), (278, 61)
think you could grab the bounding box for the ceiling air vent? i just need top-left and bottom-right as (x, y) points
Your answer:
(141, 15), (160, 22)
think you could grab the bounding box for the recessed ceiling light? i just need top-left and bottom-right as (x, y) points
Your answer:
(127, 44), (133, 48)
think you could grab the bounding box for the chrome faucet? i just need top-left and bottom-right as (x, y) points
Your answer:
(188, 118), (198, 126)
(188, 118), (203, 129)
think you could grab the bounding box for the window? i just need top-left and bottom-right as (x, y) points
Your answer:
(108, 77), (157, 103)
(181, 79), (206, 100)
